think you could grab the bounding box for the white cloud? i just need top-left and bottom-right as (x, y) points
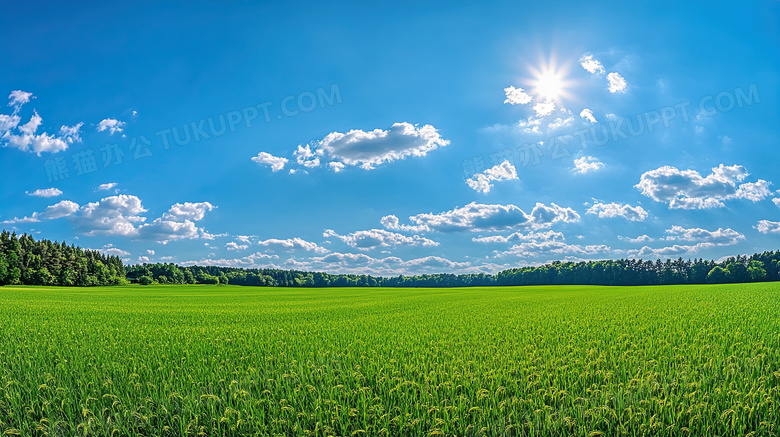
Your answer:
(533, 100), (555, 117)
(257, 237), (329, 254)
(66, 195), (214, 243)
(8, 90), (33, 111)
(97, 118), (125, 135)
(607, 72), (628, 93)
(90, 244), (130, 257)
(323, 228), (438, 250)
(636, 164), (771, 209)
(97, 182), (118, 191)
(41, 200), (80, 219)
(251, 151), (288, 171)
(138, 256), (150, 263)
(226, 241), (250, 251)
(305, 252), (470, 275)
(1, 199), (79, 223)
(548, 116), (574, 130)
(328, 161), (345, 172)
(496, 241), (611, 259)
(163, 202), (215, 221)
(756, 220), (780, 234)
(619, 235), (654, 244)
(18, 112), (42, 135)
(379, 215), (429, 233)
(58, 123), (83, 143)
(664, 225), (744, 245)
(517, 117), (542, 134)
(503, 86), (532, 105)
(298, 122), (449, 170)
(401, 256), (470, 271)
(147, 250), (155, 255)
(0, 114), (21, 135)
(580, 108), (597, 123)
(182, 252), (279, 268)
(1, 215), (40, 224)
(573, 156), (605, 174)
(587, 202), (648, 221)
(472, 230), (564, 244)
(628, 226), (744, 259)
(75, 195), (147, 236)
(465, 160), (518, 194)
(2, 111), (81, 155)
(773, 198), (780, 207)
(26, 188), (62, 197)
(389, 202), (579, 233)
(579, 55), (605, 75)
(293, 144), (321, 168)
(0, 92), (81, 155)
(137, 219), (201, 243)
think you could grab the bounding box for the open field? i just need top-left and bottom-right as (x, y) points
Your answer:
(1, 284), (779, 436)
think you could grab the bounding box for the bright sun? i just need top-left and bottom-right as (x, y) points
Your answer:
(525, 57), (573, 103)
(535, 72), (563, 100)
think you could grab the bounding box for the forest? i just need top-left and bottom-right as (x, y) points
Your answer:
(2, 231), (780, 287)
(0, 231), (126, 286)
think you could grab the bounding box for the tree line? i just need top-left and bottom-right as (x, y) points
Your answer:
(3, 231), (780, 288)
(0, 231), (126, 286)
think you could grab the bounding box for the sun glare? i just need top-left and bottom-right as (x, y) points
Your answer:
(535, 71), (563, 100)
(525, 56), (574, 104)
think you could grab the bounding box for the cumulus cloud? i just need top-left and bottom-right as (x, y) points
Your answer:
(387, 202), (579, 233)
(323, 228), (438, 250)
(75, 195), (147, 236)
(533, 100), (555, 117)
(465, 160), (518, 194)
(379, 215), (429, 233)
(162, 202), (215, 221)
(182, 252), (279, 268)
(137, 219), (201, 243)
(607, 72), (628, 93)
(628, 226), (744, 259)
(636, 164), (771, 209)
(756, 220), (780, 234)
(579, 55), (605, 75)
(251, 151), (288, 171)
(495, 241), (611, 259)
(0, 109), (82, 155)
(472, 230), (564, 244)
(257, 237), (329, 254)
(226, 241), (250, 251)
(587, 202), (648, 221)
(664, 225), (744, 245)
(305, 252), (470, 275)
(26, 188), (62, 197)
(41, 200), (80, 219)
(8, 90), (33, 111)
(773, 198), (780, 207)
(548, 116), (574, 130)
(97, 118), (125, 135)
(90, 244), (130, 257)
(293, 122), (449, 171)
(503, 86), (532, 105)
(97, 182), (118, 191)
(573, 156), (605, 174)
(20, 195), (216, 243)
(1, 199), (79, 224)
(619, 235), (654, 244)
(580, 108), (597, 123)
(517, 117), (542, 134)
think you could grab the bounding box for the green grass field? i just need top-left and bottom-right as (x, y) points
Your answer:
(1, 284), (779, 436)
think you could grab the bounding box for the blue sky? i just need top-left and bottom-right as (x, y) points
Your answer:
(1, 1), (778, 275)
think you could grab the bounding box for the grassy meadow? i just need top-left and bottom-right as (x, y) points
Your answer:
(1, 283), (779, 436)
